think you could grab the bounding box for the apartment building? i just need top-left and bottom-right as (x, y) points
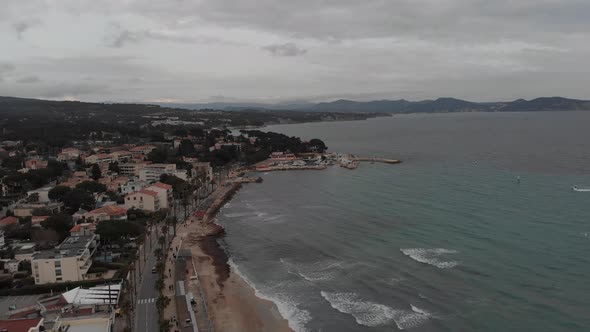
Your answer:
(31, 235), (98, 284)
(145, 182), (173, 209)
(139, 163), (187, 182)
(124, 189), (160, 211)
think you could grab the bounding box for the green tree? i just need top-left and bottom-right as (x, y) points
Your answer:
(108, 162), (120, 173)
(91, 163), (102, 180)
(147, 147), (168, 163)
(177, 139), (196, 157)
(63, 188), (95, 212)
(76, 181), (107, 193)
(309, 138), (327, 152)
(96, 220), (142, 242)
(48, 185), (72, 201)
(41, 214), (73, 240)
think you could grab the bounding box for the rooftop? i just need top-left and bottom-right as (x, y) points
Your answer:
(134, 189), (158, 197)
(85, 205), (127, 216)
(0, 317), (42, 332)
(62, 283), (121, 305)
(0, 216), (18, 226)
(150, 182), (172, 190)
(34, 235), (95, 259)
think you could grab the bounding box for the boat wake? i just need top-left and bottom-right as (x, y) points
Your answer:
(572, 185), (590, 192)
(320, 291), (433, 330)
(401, 248), (460, 268)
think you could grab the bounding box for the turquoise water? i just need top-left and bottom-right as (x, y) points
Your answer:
(218, 112), (590, 331)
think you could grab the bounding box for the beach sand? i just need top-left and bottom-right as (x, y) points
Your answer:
(182, 183), (293, 332)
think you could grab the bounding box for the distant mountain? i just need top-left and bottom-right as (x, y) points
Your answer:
(308, 97), (590, 113)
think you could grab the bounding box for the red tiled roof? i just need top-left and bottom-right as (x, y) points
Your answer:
(86, 205), (128, 216)
(8, 308), (40, 319)
(0, 318), (42, 332)
(0, 216), (18, 226)
(130, 145), (155, 151)
(138, 189), (158, 197)
(151, 182), (172, 190)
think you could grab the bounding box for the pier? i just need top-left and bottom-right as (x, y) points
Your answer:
(351, 157), (402, 164)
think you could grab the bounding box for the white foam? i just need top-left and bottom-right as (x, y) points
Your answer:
(320, 291), (432, 330)
(229, 259), (311, 332)
(401, 248), (460, 269)
(280, 258), (341, 282)
(223, 212), (252, 218)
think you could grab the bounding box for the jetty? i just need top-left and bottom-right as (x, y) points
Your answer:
(256, 165), (327, 172)
(351, 157), (402, 164)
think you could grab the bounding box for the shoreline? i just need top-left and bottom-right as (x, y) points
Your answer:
(182, 182), (294, 332)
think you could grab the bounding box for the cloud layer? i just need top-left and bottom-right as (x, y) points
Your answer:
(0, 0), (589, 103)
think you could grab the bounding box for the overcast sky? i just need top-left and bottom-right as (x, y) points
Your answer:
(1, 0), (589, 103)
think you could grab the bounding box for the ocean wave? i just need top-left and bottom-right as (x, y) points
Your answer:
(280, 258), (343, 282)
(223, 212), (252, 218)
(401, 248), (460, 268)
(229, 259), (312, 332)
(320, 291), (432, 330)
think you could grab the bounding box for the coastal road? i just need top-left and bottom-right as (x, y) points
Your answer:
(134, 228), (160, 332)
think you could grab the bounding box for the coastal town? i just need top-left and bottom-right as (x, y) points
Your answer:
(0, 101), (400, 332)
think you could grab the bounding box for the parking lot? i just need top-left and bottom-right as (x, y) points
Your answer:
(0, 295), (44, 317)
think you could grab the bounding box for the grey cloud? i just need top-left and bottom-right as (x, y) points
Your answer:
(110, 26), (239, 48)
(13, 19), (40, 39)
(16, 75), (41, 84)
(263, 43), (307, 57)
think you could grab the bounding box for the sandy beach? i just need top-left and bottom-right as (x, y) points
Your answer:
(181, 182), (293, 332)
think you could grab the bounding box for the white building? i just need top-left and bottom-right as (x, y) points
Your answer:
(145, 182), (173, 209)
(27, 185), (54, 203)
(139, 164), (187, 182)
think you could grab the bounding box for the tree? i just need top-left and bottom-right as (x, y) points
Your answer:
(41, 214), (73, 240)
(18, 261), (32, 273)
(49, 185), (72, 201)
(177, 139), (196, 157)
(309, 138), (327, 153)
(76, 181), (107, 193)
(96, 220), (142, 242)
(108, 162), (120, 174)
(91, 163), (102, 180)
(63, 188), (95, 212)
(147, 147), (168, 163)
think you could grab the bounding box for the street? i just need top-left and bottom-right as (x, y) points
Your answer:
(134, 228), (160, 332)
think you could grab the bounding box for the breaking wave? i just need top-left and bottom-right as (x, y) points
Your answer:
(320, 291), (433, 330)
(401, 248), (460, 268)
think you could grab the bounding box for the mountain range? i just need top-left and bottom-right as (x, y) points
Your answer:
(160, 97), (590, 113)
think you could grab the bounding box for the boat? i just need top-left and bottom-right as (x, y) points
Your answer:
(572, 186), (590, 192)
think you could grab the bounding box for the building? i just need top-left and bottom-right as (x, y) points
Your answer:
(108, 150), (132, 163)
(61, 283), (121, 305)
(1, 258), (21, 273)
(14, 243), (37, 261)
(31, 215), (49, 228)
(13, 202), (63, 217)
(139, 163), (187, 182)
(82, 206), (128, 222)
(129, 145), (156, 158)
(118, 162), (148, 176)
(69, 223), (96, 237)
(98, 176), (129, 192)
(83, 153), (112, 165)
(27, 185), (54, 203)
(191, 162), (214, 182)
(145, 182), (173, 209)
(124, 190), (160, 211)
(31, 235), (98, 284)
(0, 216), (19, 228)
(0, 318), (44, 332)
(118, 178), (149, 195)
(25, 158), (48, 170)
(57, 147), (81, 161)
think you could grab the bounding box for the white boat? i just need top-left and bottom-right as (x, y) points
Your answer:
(572, 186), (590, 192)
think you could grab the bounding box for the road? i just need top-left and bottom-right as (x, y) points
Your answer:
(134, 228), (160, 332)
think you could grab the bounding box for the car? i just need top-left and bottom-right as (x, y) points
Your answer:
(151, 267), (157, 273)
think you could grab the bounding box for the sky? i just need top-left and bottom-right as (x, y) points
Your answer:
(1, 0), (589, 104)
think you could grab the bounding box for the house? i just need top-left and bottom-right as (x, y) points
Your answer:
(124, 190), (160, 211)
(13, 202), (63, 217)
(69, 223), (96, 236)
(118, 178), (149, 195)
(31, 216), (49, 228)
(0, 317), (44, 332)
(145, 182), (173, 209)
(31, 234), (98, 284)
(72, 209), (88, 222)
(82, 206), (128, 222)
(83, 153), (112, 165)
(99, 176), (129, 192)
(57, 147), (81, 161)
(1, 259), (21, 273)
(25, 158), (48, 170)
(139, 163), (187, 182)
(129, 145), (156, 158)
(118, 162), (148, 176)
(0, 216), (19, 228)
(27, 185), (54, 203)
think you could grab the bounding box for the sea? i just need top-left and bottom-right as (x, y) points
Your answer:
(218, 111), (590, 332)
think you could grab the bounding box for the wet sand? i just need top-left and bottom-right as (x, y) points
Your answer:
(183, 184), (293, 332)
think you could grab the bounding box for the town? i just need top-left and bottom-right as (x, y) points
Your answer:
(0, 103), (339, 332)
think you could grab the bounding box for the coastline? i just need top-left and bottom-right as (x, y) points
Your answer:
(183, 182), (294, 332)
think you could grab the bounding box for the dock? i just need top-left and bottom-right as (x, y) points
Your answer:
(351, 157), (402, 164)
